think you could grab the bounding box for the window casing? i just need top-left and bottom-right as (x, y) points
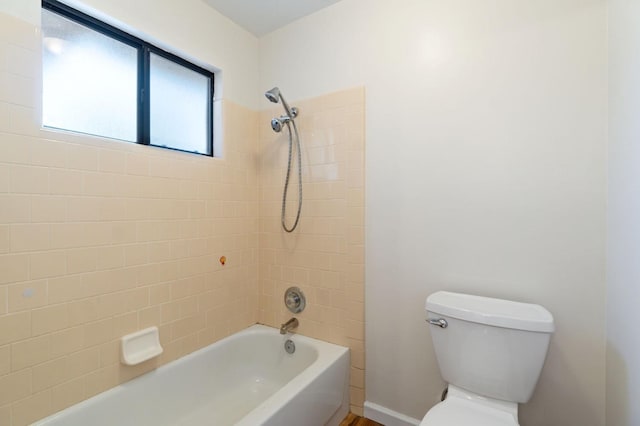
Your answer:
(42, 0), (215, 156)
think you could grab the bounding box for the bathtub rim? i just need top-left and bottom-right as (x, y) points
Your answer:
(33, 323), (350, 426)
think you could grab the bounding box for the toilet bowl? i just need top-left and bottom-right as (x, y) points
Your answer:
(420, 385), (518, 426)
(422, 291), (554, 426)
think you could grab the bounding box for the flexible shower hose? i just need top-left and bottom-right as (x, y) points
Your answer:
(281, 120), (302, 232)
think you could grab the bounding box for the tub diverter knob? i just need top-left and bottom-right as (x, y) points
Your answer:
(284, 287), (306, 314)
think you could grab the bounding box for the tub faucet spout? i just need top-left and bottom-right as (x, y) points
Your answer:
(280, 318), (299, 335)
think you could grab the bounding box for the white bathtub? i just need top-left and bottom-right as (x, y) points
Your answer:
(34, 324), (350, 426)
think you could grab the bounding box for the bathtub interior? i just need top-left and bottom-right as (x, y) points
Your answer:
(214, 332), (320, 387)
(35, 325), (345, 426)
(172, 332), (321, 425)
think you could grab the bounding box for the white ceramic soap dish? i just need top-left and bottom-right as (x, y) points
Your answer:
(120, 326), (163, 366)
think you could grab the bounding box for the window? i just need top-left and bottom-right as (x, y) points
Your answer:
(42, 0), (214, 156)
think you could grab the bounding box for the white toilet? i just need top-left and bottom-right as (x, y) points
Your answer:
(422, 291), (555, 426)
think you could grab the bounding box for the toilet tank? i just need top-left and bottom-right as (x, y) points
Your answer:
(426, 291), (554, 403)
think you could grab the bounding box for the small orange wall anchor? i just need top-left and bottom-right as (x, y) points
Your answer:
(219, 256), (226, 265)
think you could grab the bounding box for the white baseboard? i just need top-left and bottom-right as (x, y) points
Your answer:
(363, 401), (421, 426)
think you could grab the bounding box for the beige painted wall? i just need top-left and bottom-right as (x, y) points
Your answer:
(260, 1), (607, 425)
(258, 87), (365, 414)
(607, 1), (640, 425)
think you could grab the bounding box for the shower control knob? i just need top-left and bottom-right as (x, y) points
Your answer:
(284, 287), (306, 314)
(286, 292), (299, 306)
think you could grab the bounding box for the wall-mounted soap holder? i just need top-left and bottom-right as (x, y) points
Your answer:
(120, 326), (163, 366)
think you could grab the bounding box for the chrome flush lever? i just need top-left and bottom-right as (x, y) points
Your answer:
(427, 318), (448, 328)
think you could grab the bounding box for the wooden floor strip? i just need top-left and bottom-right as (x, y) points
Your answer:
(340, 412), (385, 426)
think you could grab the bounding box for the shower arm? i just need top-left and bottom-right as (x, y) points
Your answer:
(279, 94), (298, 119)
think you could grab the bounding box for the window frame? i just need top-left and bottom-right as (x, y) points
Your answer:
(42, 0), (215, 157)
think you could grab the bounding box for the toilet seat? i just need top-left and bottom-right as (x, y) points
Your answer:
(420, 386), (519, 426)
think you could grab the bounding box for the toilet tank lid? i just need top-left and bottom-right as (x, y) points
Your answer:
(426, 291), (555, 333)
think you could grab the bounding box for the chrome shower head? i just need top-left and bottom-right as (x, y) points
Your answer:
(265, 87), (280, 103)
(266, 87), (298, 133)
(265, 86), (298, 119)
(271, 115), (290, 133)
(271, 118), (283, 132)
